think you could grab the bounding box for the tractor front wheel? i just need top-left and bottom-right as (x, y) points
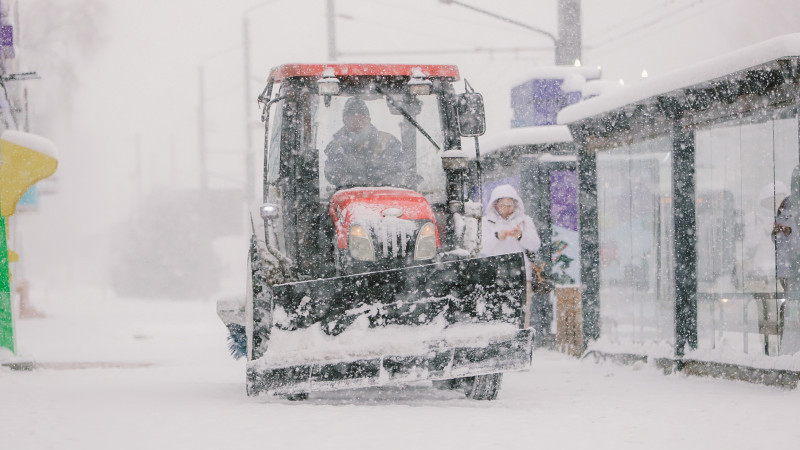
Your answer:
(463, 373), (503, 400)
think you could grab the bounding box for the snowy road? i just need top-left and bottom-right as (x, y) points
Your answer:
(2, 293), (798, 449)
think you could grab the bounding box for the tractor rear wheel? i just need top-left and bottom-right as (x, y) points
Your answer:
(285, 392), (309, 401)
(432, 377), (469, 391)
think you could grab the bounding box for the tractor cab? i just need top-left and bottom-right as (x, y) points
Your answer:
(259, 64), (484, 279)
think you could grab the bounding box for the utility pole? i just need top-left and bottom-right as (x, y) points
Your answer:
(198, 66), (208, 192)
(438, 0), (581, 66)
(556, 0), (582, 66)
(327, 0), (337, 61)
(242, 1), (286, 206)
(135, 133), (143, 213)
(243, 17), (254, 205)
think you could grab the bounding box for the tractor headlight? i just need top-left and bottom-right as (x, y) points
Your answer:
(414, 222), (437, 260)
(349, 224), (375, 261)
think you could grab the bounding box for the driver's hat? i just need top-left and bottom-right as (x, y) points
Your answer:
(343, 97), (370, 118)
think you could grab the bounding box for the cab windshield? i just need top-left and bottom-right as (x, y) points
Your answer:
(314, 86), (447, 203)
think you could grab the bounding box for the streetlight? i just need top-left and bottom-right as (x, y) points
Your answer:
(242, 1), (281, 207)
(198, 66), (208, 192)
(242, 13), (256, 207)
(327, 0), (337, 61)
(438, 0), (581, 66)
(242, 1), (338, 206)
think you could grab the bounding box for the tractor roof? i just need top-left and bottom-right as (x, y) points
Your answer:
(268, 63), (460, 83)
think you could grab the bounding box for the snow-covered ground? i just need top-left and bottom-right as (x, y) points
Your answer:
(2, 291), (799, 449)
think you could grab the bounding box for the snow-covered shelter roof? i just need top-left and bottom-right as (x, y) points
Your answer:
(558, 33), (800, 126)
(481, 125), (573, 157)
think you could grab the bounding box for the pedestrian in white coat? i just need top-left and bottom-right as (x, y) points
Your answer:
(481, 184), (541, 328)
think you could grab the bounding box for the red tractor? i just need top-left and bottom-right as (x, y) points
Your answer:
(219, 63), (531, 400)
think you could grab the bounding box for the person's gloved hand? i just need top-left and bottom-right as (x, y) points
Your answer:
(774, 224), (792, 236)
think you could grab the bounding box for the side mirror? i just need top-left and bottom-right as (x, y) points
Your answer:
(456, 92), (486, 137)
(260, 203), (280, 220)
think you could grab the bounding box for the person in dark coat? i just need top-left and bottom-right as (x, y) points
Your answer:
(772, 165), (800, 355)
(324, 97), (413, 189)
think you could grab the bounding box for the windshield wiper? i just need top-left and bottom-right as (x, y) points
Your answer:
(375, 86), (440, 151)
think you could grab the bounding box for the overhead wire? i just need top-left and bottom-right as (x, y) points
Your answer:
(337, 13), (468, 45)
(342, 0), (729, 61)
(242, 0), (292, 14)
(343, 0), (555, 49)
(353, 0), (554, 36)
(588, 0), (728, 51)
(587, 0), (696, 42)
(337, 47), (551, 57)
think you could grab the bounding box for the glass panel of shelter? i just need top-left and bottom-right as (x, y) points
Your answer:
(695, 107), (799, 356)
(596, 135), (675, 348)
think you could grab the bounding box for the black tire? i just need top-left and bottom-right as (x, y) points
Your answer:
(246, 379), (255, 397)
(246, 236), (272, 362)
(245, 246), (257, 362)
(285, 392), (309, 401)
(464, 373), (503, 400)
(432, 377), (469, 391)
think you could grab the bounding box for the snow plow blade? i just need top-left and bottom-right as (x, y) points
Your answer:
(247, 253), (532, 396)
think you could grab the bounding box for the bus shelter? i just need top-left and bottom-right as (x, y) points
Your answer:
(558, 34), (800, 379)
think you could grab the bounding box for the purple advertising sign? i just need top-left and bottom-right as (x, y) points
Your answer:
(511, 79), (584, 127)
(0, 24), (12, 60)
(550, 169), (580, 284)
(0, 25), (11, 47)
(550, 170), (578, 231)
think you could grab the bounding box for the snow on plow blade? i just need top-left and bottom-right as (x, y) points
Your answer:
(247, 253), (532, 396)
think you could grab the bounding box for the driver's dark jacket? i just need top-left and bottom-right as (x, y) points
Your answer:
(324, 124), (414, 189)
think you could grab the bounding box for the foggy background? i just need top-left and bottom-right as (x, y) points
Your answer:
(12, 0), (800, 302)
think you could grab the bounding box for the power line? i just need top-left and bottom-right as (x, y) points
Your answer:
(436, 0), (556, 44)
(336, 13), (487, 48)
(587, 0), (694, 41)
(352, 0), (552, 35)
(243, 0), (290, 14)
(589, 0), (726, 50)
(339, 46), (552, 57)
(342, 0), (554, 48)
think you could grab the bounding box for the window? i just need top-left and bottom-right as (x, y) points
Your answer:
(266, 97), (284, 185)
(314, 92), (447, 203)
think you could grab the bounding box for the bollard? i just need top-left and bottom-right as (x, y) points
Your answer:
(556, 285), (582, 357)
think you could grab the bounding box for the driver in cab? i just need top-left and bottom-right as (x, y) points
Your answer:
(324, 97), (414, 189)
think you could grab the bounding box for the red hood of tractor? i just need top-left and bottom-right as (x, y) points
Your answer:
(328, 188), (439, 249)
